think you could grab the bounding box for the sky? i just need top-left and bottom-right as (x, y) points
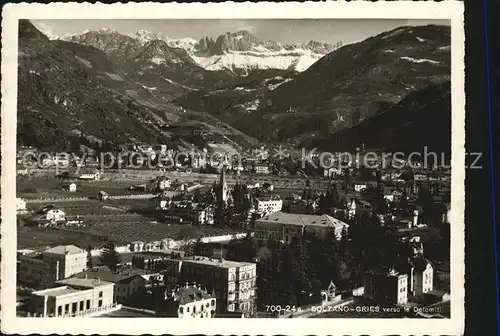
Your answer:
(32, 19), (450, 45)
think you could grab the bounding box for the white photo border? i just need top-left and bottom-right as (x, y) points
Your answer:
(1, 1), (465, 335)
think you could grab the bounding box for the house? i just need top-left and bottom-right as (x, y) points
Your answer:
(33, 209), (66, 226)
(64, 183), (77, 192)
(158, 284), (216, 318)
(354, 182), (368, 192)
(97, 191), (109, 201)
(320, 281), (341, 304)
(363, 267), (408, 305)
(157, 178), (171, 190)
(165, 201), (214, 225)
(28, 277), (116, 317)
(78, 168), (101, 180)
(324, 167), (342, 178)
(253, 194), (283, 215)
(17, 198), (27, 214)
(17, 168), (29, 176)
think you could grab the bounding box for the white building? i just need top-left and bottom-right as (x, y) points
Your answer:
(324, 167), (342, 178)
(354, 182), (368, 192)
(254, 165), (270, 175)
(364, 268), (408, 305)
(157, 178), (172, 190)
(347, 199), (356, 219)
(405, 258), (434, 296)
(163, 284), (216, 318)
(17, 198), (27, 213)
(28, 277), (116, 317)
(254, 195), (282, 215)
(42, 245), (87, 280)
(78, 169), (101, 180)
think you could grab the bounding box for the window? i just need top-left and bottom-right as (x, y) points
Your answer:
(57, 306), (62, 316)
(65, 304), (69, 313)
(98, 300), (103, 308)
(186, 306), (190, 313)
(79, 301), (84, 311)
(86, 300), (90, 310)
(211, 299), (215, 307)
(72, 302), (77, 312)
(99, 291), (103, 298)
(179, 307), (183, 314)
(193, 306), (197, 313)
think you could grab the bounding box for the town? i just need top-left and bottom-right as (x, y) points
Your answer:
(16, 145), (451, 319)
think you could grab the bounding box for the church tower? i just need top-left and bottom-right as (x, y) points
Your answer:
(218, 165), (228, 204)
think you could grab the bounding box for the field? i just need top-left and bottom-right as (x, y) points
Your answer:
(17, 177), (152, 199)
(18, 184), (238, 249)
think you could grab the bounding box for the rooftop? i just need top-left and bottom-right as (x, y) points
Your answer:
(254, 194), (281, 202)
(72, 267), (153, 284)
(175, 285), (213, 305)
(32, 286), (80, 297)
(185, 256), (255, 269)
(44, 245), (84, 255)
(56, 277), (113, 288)
(255, 212), (349, 230)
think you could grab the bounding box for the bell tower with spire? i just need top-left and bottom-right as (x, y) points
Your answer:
(218, 165), (228, 204)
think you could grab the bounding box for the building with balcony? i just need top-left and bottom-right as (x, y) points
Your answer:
(27, 277), (117, 317)
(157, 255), (256, 314)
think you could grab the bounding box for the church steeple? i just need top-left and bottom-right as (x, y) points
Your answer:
(219, 165), (228, 204)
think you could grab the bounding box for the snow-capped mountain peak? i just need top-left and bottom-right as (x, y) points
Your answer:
(58, 28), (341, 73)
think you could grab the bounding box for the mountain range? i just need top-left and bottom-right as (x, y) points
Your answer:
(57, 28), (339, 74)
(17, 20), (258, 152)
(175, 24), (451, 147)
(19, 20), (451, 156)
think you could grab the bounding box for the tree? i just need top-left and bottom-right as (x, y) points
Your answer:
(99, 241), (121, 272)
(86, 244), (93, 269)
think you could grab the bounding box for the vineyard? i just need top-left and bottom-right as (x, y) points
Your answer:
(19, 195), (239, 249)
(17, 177), (153, 199)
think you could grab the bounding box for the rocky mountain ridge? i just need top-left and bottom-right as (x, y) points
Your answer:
(58, 28), (339, 73)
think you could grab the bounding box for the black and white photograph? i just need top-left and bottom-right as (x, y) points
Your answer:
(1, 2), (465, 335)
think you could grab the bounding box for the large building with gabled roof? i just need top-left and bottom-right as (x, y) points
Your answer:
(254, 211), (349, 245)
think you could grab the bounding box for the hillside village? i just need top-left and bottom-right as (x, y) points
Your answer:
(16, 19), (452, 319)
